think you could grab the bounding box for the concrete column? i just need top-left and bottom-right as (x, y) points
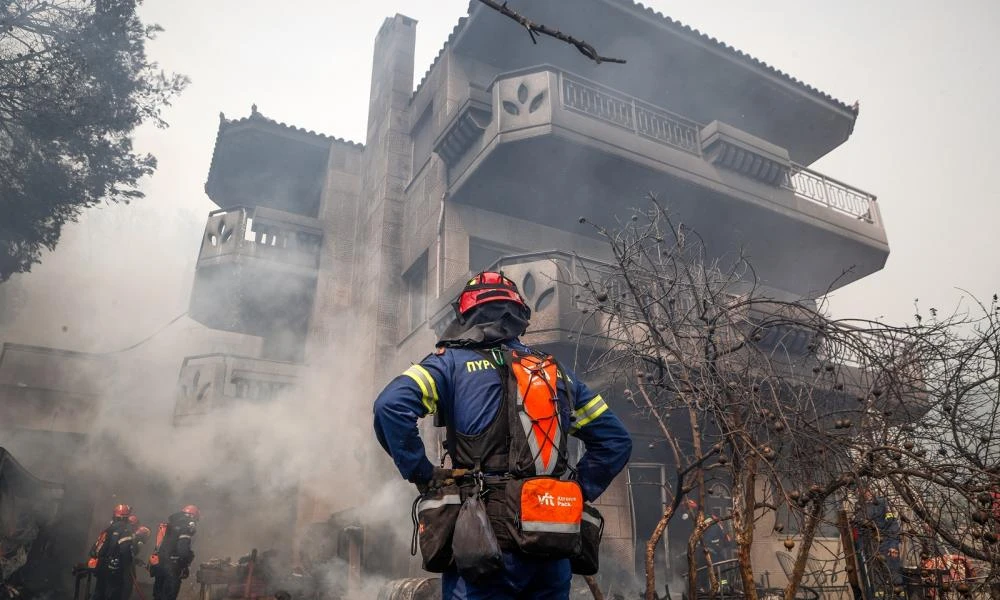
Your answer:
(353, 14), (417, 376)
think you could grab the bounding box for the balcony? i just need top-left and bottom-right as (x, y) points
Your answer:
(173, 354), (301, 425)
(439, 67), (888, 296)
(428, 251), (922, 412)
(197, 205), (323, 272)
(0, 344), (109, 434)
(429, 251), (620, 352)
(189, 206), (321, 352)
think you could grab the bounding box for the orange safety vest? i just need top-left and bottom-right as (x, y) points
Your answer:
(148, 522), (168, 566)
(87, 531), (108, 569)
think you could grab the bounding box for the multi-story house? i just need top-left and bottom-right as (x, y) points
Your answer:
(181, 0), (887, 591)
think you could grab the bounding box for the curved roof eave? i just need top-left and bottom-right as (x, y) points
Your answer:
(413, 0), (858, 119)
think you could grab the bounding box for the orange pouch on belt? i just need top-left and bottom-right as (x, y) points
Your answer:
(506, 477), (583, 557)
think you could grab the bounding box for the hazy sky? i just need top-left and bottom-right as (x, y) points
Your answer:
(3, 0), (998, 351)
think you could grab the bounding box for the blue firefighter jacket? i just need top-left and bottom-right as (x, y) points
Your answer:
(373, 341), (632, 502)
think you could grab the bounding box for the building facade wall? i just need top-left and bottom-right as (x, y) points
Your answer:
(304, 142), (364, 364)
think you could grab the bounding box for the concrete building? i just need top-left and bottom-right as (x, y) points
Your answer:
(184, 0), (888, 590)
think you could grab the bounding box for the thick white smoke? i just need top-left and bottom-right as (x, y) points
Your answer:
(0, 201), (421, 597)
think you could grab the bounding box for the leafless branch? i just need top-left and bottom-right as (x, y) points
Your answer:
(474, 0), (627, 64)
(571, 194), (1000, 597)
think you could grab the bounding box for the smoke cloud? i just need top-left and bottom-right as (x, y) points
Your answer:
(0, 200), (419, 597)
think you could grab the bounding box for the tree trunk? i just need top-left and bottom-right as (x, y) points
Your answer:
(687, 526), (701, 600)
(646, 505), (675, 600)
(687, 518), (712, 600)
(784, 501), (824, 600)
(732, 460), (758, 600)
(584, 575), (605, 600)
(735, 534), (756, 600)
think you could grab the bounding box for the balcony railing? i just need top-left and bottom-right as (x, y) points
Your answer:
(0, 343), (107, 433)
(459, 252), (893, 363)
(174, 354), (300, 421)
(552, 70), (877, 224)
(198, 205), (323, 270)
(781, 167), (875, 223)
(561, 73), (702, 156)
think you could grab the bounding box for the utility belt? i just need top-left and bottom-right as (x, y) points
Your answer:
(412, 470), (604, 577)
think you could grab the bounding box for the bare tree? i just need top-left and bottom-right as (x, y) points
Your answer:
(569, 197), (999, 600)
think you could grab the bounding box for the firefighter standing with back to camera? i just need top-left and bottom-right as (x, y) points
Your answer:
(374, 271), (632, 599)
(148, 504), (199, 600)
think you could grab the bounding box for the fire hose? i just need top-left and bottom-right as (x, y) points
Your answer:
(130, 570), (147, 600)
(244, 549), (258, 600)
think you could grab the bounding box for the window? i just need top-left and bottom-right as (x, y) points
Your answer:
(469, 237), (519, 273)
(411, 102), (433, 174)
(627, 464), (670, 583)
(404, 253), (428, 332)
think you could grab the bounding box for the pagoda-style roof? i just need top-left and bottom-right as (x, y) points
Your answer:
(204, 106), (362, 216)
(416, 0), (859, 164)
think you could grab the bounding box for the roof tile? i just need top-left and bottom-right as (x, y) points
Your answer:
(413, 0), (856, 115)
(217, 106), (364, 149)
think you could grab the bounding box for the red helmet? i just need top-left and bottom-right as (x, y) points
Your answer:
(113, 504), (132, 519)
(135, 526), (151, 540)
(455, 271), (528, 316)
(127, 515), (139, 526)
(181, 504), (200, 520)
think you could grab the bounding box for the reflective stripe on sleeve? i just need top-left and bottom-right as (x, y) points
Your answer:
(403, 365), (440, 414)
(571, 394), (608, 432)
(118, 536), (133, 544)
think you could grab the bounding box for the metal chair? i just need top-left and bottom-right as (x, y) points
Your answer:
(776, 551), (850, 600)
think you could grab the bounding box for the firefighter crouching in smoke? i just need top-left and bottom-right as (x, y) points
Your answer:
(374, 271), (632, 599)
(87, 504), (141, 600)
(149, 505), (199, 600)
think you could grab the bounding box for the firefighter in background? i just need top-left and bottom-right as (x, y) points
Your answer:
(126, 517), (151, 600)
(124, 515), (152, 600)
(856, 488), (902, 597)
(374, 271), (632, 600)
(127, 515), (152, 556)
(705, 512), (735, 565)
(149, 505), (199, 600)
(133, 525), (151, 553)
(87, 504), (139, 600)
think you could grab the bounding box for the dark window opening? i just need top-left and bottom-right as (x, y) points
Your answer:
(411, 103), (434, 173)
(469, 237), (519, 273)
(404, 253), (429, 332)
(628, 464), (670, 585)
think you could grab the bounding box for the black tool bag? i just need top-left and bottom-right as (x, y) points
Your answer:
(571, 503), (604, 575)
(413, 484), (463, 573)
(452, 493), (503, 583)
